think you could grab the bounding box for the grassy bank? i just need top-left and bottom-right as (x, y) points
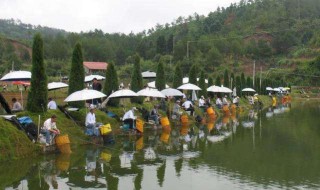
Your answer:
(0, 95), (273, 162)
(0, 118), (39, 161)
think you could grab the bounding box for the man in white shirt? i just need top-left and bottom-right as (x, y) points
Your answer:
(216, 97), (222, 109)
(123, 107), (137, 129)
(85, 105), (102, 136)
(198, 96), (205, 108)
(42, 115), (60, 146)
(222, 95), (229, 106)
(182, 99), (194, 116)
(47, 98), (57, 110)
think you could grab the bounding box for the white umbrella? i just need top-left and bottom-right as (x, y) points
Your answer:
(220, 86), (232, 93)
(273, 88), (280, 92)
(177, 83), (201, 91)
(207, 85), (223, 92)
(161, 88), (184, 97)
(108, 89), (138, 99)
(141, 71), (156, 78)
(101, 89), (138, 108)
(266, 87), (273, 91)
(242, 88), (256, 92)
(0, 71), (31, 81)
(137, 88), (165, 98)
(84, 75), (105, 82)
(64, 89), (106, 102)
(147, 81), (169, 89)
(48, 82), (68, 90)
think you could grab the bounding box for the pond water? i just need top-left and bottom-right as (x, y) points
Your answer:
(2, 100), (320, 190)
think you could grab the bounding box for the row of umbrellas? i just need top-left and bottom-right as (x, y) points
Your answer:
(0, 71), (106, 83)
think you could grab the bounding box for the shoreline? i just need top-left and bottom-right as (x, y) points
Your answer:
(0, 95), (275, 162)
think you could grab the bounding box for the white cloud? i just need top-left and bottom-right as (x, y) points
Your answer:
(0, 0), (240, 34)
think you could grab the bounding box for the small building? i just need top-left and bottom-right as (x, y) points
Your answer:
(83, 62), (108, 74)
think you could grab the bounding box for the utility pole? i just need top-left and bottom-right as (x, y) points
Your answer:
(260, 66), (262, 94)
(253, 60), (256, 88)
(298, 0), (301, 21)
(187, 41), (190, 60)
(12, 61), (14, 71)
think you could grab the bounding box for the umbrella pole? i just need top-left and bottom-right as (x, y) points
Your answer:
(20, 88), (24, 109)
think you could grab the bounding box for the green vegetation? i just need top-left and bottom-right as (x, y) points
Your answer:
(68, 43), (85, 108)
(198, 70), (207, 98)
(173, 64), (183, 88)
(104, 62), (119, 106)
(0, 118), (38, 161)
(27, 33), (48, 112)
(188, 64), (197, 85)
(131, 54), (143, 104)
(156, 61), (166, 90)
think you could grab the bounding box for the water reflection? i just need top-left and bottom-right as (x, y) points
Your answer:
(4, 101), (320, 189)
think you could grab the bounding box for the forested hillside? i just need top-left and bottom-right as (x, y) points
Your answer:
(1, 0), (320, 86)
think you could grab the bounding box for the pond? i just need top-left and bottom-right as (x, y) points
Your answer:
(2, 100), (320, 190)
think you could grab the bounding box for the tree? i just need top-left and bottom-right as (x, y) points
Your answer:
(208, 77), (214, 87)
(246, 76), (252, 88)
(27, 33), (48, 112)
(198, 70), (207, 98)
(156, 61), (166, 90)
(131, 54), (143, 104)
(241, 72), (246, 88)
(156, 35), (166, 54)
(235, 76), (241, 97)
(173, 64), (183, 88)
(188, 64), (197, 85)
(223, 69), (229, 88)
(68, 43), (85, 108)
(104, 62), (119, 106)
(215, 76), (221, 86)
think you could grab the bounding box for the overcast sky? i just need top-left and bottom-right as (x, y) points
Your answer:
(0, 0), (240, 34)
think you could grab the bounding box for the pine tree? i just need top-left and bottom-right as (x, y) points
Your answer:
(198, 70), (207, 97)
(223, 69), (229, 87)
(104, 62), (119, 106)
(235, 76), (241, 97)
(241, 72), (246, 89)
(246, 76), (252, 88)
(230, 73), (235, 89)
(173, 64), (183, 88)
(68, 43), (85, 108)
(189, 64), (197, 85)
(208, 77), (214, 87)
(155, 61), (166, 90)
(216, 76), (221, 86)
(27, 33), (48, 112)
(131, 54), (143, 104)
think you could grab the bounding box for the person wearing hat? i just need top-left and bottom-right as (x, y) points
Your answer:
(149, 105), (160, 125)
(85, 105), (102, 135)
(199, 96), (206, 108)
(172, 100), (181, 119)
(233, 96), (240, 107)
(122, 107), (137, 129)
(222, 95), (229, 106)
